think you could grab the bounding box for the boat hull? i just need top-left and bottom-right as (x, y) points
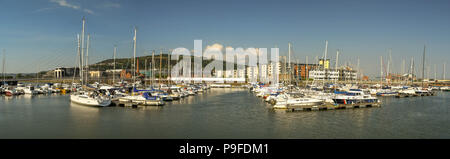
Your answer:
(70, 95), (111, 107)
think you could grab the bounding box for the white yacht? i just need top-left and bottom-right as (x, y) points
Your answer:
(70, 91), (112, 107)
(168, 86), (182, 100)
(4, 87), (20, 96)
(119, 92), (164, 106)
(273, 93), (323, 109)
(16, 85), (38, 95)
(398, 88), (416, 95)
(332, 89), (379, 105)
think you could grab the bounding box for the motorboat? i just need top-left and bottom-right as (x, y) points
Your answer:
(16, 85), (38, 95)
(119, 92), (164, 106)
(440, 86), (450, 91)
(168, 86), (181, 100)
(272, 93), (323, 109)
(376, 89), (398, 96)
(332, 89), (379, 105)
(4, 87), (20, 96)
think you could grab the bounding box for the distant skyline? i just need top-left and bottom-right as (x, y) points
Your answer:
(0, 0), (449, 79)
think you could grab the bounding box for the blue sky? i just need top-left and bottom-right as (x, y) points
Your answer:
(0, 0), (449, 78)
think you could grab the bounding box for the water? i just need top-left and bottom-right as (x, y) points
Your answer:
(0, 89), (449, 139)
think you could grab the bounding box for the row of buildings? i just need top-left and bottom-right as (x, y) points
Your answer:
(48, 57), (358, 83)
(214, 57), (358, 83)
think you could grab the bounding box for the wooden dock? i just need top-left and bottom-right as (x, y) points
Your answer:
(111, 99), (165, 107)
(280, 102), (381, 112)
(395, 92), (436, 98)
(111, 100), (139, 107)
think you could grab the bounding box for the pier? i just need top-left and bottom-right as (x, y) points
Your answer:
(395, 92), (436, 98)
(277, 102), (381, 112)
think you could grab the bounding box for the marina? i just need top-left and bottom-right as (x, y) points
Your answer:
(1, 88), (449, 139)
(0, 16), (447, 111)
(0, 1), (449, 141)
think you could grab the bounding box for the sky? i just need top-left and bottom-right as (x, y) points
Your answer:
(0, 0), (449, 79)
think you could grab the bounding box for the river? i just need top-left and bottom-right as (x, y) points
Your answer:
(0, 88), (448, 138)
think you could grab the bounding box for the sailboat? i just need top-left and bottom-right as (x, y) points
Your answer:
(117, 27), (164, 106)
(70, 17), (111, 107)
(71, 89), (112, 106)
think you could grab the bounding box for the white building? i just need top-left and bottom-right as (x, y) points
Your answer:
(236, 69), (245, 78)
(339, 69), (357, 81)
(54, 67), (65, 79)
(224, 69), (234, 78)
(246, 66), (258, 83)
(219, 69), (245, 79)
(259, 64), (268, 82)
(309, 69), (340, 81)
(268, 62), (281, 79)
(105, 69), (123, 74)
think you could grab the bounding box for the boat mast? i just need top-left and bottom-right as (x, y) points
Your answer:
(288, 42), (291, 85)
(444, 62), (446, 80)
(314, 56), (318, 86)
(168, 50), (171, 85)
(113, 45), (117, 84)
(411, 57), (415, 85)
(77, 34), (82, 84)
(305, 55), (308, 87)
(323, 40), (328, 86)
(85, 34), (90, 84)
(159, 49), (162, 85)
(152, 50), (155, 86)
(380, 56), (383, 86)
(335, 50), (339, 85)
(422, 45), (426, 88)
(283, 56), (286, 84)
(80, 17), (86, 85)
(145, 58), (147, 87)
(132, 27), (137, 86)
(387, 49), (391, 85)
(297, 59), (300, 85)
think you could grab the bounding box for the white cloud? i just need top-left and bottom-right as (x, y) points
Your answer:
(206, 43), (224, 51)
(102, 2), (121, 8)
(203, 44), (260, 65)
(50, 0), (80, 9)
(83, 8), (94, 14)
(49, 0), (94, 14)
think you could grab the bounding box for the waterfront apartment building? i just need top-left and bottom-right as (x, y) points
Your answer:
(308, 67), (357, 81)
(246, 66), (258, 83)
(339, 68), (357, 81)
(244, 62), (281, 83)
(268, 62), (281, 80)
(308, 69), (340, 81)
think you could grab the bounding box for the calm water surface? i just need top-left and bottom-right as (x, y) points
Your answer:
(0, 89), (448, 139)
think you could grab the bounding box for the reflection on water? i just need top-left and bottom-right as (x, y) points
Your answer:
(0, 90), (449, 139)
(70, 102), (101, 112)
